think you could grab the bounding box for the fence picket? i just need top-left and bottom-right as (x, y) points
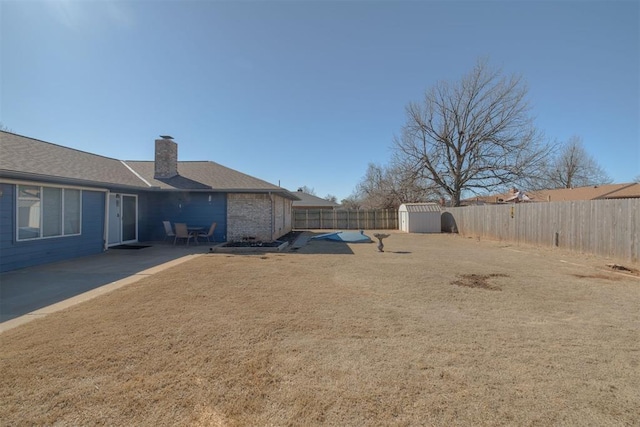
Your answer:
(443, 199), (639, 264)
(294, 209), (399, 230)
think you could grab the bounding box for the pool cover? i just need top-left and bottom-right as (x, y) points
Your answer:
(310, 230), (372, 243)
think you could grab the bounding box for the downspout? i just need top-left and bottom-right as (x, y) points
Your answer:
(269, 192), (274, 241)
(103, 192), (109, 251)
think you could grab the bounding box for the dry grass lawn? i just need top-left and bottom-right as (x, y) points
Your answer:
(1, 232), (639, 426)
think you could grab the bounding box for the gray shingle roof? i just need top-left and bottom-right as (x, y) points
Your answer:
(0, 131), (145, 188)
(0, 131), (298, 199)
(124, 161), (286, 193)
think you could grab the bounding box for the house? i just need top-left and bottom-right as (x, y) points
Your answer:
(291, 189), (340, 210)
(464, 183), (640, 205)
(0, 131), (298, 272)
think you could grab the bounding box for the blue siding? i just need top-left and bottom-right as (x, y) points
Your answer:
(141, 192), (227, 242)
(0, 186), (105, 272)
(0, 184), (15, 259)
(0, 185), (229, 272)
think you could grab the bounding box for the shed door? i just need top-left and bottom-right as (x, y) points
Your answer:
(400, 211), (408, 232)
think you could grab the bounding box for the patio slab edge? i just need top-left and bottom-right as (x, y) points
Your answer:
(212, 241), (289, 253)
(0, 254), (202, 334)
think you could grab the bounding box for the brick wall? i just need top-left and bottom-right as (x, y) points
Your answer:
(274, 196), (292, 238)
(227, 193), (293, 242)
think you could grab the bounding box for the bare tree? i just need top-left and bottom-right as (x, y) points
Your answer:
(324, 194), (338, 203)
(355, 163), (395, 209)
(340, 195), (362, 210)
(543, 136), (611, 188)
(393, 59), (550, 206)
(355, 162), (435, 209)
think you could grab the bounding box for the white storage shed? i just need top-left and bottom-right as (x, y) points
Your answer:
(399, 203), (441, 233)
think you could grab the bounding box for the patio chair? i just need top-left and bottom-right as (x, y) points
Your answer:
(173, 223), (193, 246)
(163, 221), (175, 242)
(197, 222), (217, 243)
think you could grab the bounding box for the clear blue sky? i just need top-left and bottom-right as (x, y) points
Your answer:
(2, 0), (638, 201)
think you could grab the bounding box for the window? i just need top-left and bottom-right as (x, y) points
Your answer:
(43, 187), (62, 237)
(18, 186), (41, 239)
(64, 189), (81, 234)
(17, 185), (81, 240)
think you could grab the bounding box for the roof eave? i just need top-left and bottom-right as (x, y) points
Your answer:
(226, 188), (300, 200)
(160, 187), (299, 199)
(0, 171), (301, 199)
(0, 170), (147, 191)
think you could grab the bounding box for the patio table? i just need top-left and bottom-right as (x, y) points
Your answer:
(187, 227), (203, 244)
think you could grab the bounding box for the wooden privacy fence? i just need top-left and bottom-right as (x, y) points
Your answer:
(294, 209), (398, 230)
(442, 199), (639, 264)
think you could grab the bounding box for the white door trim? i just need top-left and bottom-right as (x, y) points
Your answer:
(107, 193), (138, 246)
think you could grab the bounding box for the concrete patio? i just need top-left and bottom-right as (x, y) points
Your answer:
(0, 242), (210, 329)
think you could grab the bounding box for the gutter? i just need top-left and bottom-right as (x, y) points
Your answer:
(0, 171), (148, 192)
(0, 177), (108, 193)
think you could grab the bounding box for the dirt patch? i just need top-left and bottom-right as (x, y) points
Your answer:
(572, 273), (623, 281)
(1, 232), (639, 426)
(451, 273), (508, 290)
(606, 263), (640, 275)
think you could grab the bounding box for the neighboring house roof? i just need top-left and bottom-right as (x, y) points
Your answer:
(0, 131), (298, 199)
(464, 183), (640, 205)
(527, 183), (640, 202)
(291, 191), (340, 208)
(596, 183), (640, 199)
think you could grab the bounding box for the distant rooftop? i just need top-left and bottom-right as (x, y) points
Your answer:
(291, 190), (340, 208)
(463, 183), (640, 205)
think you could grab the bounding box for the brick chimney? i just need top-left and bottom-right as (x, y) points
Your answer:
(154, 136), (178, 179)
